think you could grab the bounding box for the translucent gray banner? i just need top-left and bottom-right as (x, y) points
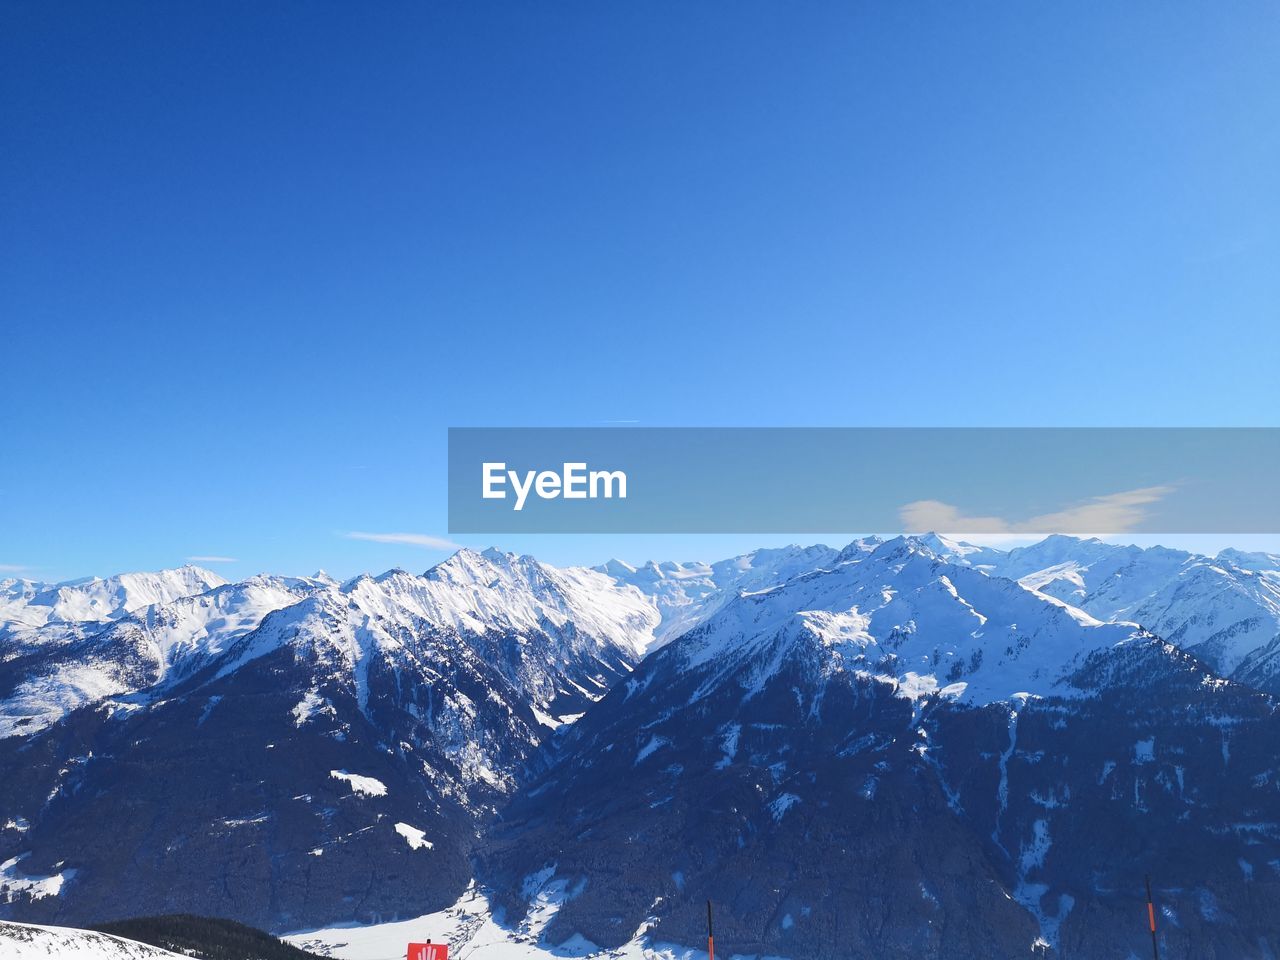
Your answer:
(447, 427), (1280, 534)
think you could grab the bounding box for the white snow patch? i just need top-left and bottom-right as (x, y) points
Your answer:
(395, 822), (434, 851)
(768, 793), (801, 821)
(715, 724), (741, 770)
(329, 770), (387, 797)
(287, 884), (798, 960)
(293, 690), (331, 726)
(635, 735), (668, 764)
(0, 854), (75, 901)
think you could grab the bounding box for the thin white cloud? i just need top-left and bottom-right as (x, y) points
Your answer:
(900, 485), (1176, 536)
(186, 555), (239, 564)
(345, 532), (460, 551)
(900, 501), (1009, 534)
(0, 563), (27, 573)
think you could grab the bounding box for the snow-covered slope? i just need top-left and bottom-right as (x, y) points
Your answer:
(962, 536), (1280, 689)
(1216, 548), (1280, 575)
(0, 550), (656, 741)
(0, 921), (186, 959)
(0, 565), (226, 634)
(0, 574), (328, 738)
(7, 537), (1280, 955)
(595, 543), (845, 646)
(0, 549), (659, 932)
(666, 536), (1142, 706)
(423, 548), (657, 659)
(288, 886), (722, 960)
(482, 536), (1280, 960)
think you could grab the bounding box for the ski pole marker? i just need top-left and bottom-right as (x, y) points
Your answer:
(1145, 875), (1159, 960)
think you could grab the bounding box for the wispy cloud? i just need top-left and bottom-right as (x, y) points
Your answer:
(345, 532), (460, 550)
(0, 563), (27, 573)
(900, 485), (1176, 536)
(186, 555), (239, 564)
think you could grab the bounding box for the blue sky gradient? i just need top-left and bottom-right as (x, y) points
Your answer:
(3, 2), (1279, 580)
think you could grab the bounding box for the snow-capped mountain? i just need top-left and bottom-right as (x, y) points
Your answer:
(0, 549), (655, 931)
(0, 920), (188, 959)
(0, 573), (328, 738)
(929, 536), (1280, 692)
(595, 543), (849, 646)
(5, 535), (1280, 958)
(482, 537), (1280, 960)
(0, 565), (227, 638)
(1216, 548), (1280, 575)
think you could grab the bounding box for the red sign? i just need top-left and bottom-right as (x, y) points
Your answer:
(407, 943), (448, 960)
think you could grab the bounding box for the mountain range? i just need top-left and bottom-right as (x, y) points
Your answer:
(2, 535), (1279, 959)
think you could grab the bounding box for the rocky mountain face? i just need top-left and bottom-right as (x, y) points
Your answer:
(3, 536), (1280, 959)
(482, 538), (1280, 959)
(0, 550), (651, 931)
(593, 543), (851, 646)
(930, 535), (1280, 693)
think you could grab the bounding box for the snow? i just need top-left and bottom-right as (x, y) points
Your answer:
(287, 886), (794, 960)
(673, 537), (1145, 708)
(596, 545), (843, 648)
(0, 854), (75, 901)
(422, 549), (659, 658)
(531, 706), (562, 729)
(7, 533), (1280, 960)
(0, 921), (187, 959)
(293, 690), (330, 726)
(0, 662), (137, 739)
(394, 822), (434, 851)
(1, 550), (657, 749)
(768, 793), (801, 821)
(0, 574), (324, 738)
(0, 565), (227, 632)
(6, 534), (1278, 755)
(956, 538), (1280, 680)
(636, 735), (668, 764)
(715, 723), (741, 769)
(330, 770), (388, 797)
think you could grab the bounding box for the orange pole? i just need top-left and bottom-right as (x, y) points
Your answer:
(1145, 875), (1159, 960)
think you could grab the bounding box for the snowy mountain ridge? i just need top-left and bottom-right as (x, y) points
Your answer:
(0, 920), (188, 959)
(5, 535), (1280, 742)
(4, 535), (1280, 956)
(667, 536), (1143, 707)
(0, 550), (655, 739)
(482, 535), (1280, 960)
(0, 565), (227, 633)
(924, 535), (1280, 688)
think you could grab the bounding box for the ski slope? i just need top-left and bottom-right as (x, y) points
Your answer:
(0, 920), (186, 959)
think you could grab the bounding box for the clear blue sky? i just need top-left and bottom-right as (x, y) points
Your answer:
(2, 2), (1278, 581)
